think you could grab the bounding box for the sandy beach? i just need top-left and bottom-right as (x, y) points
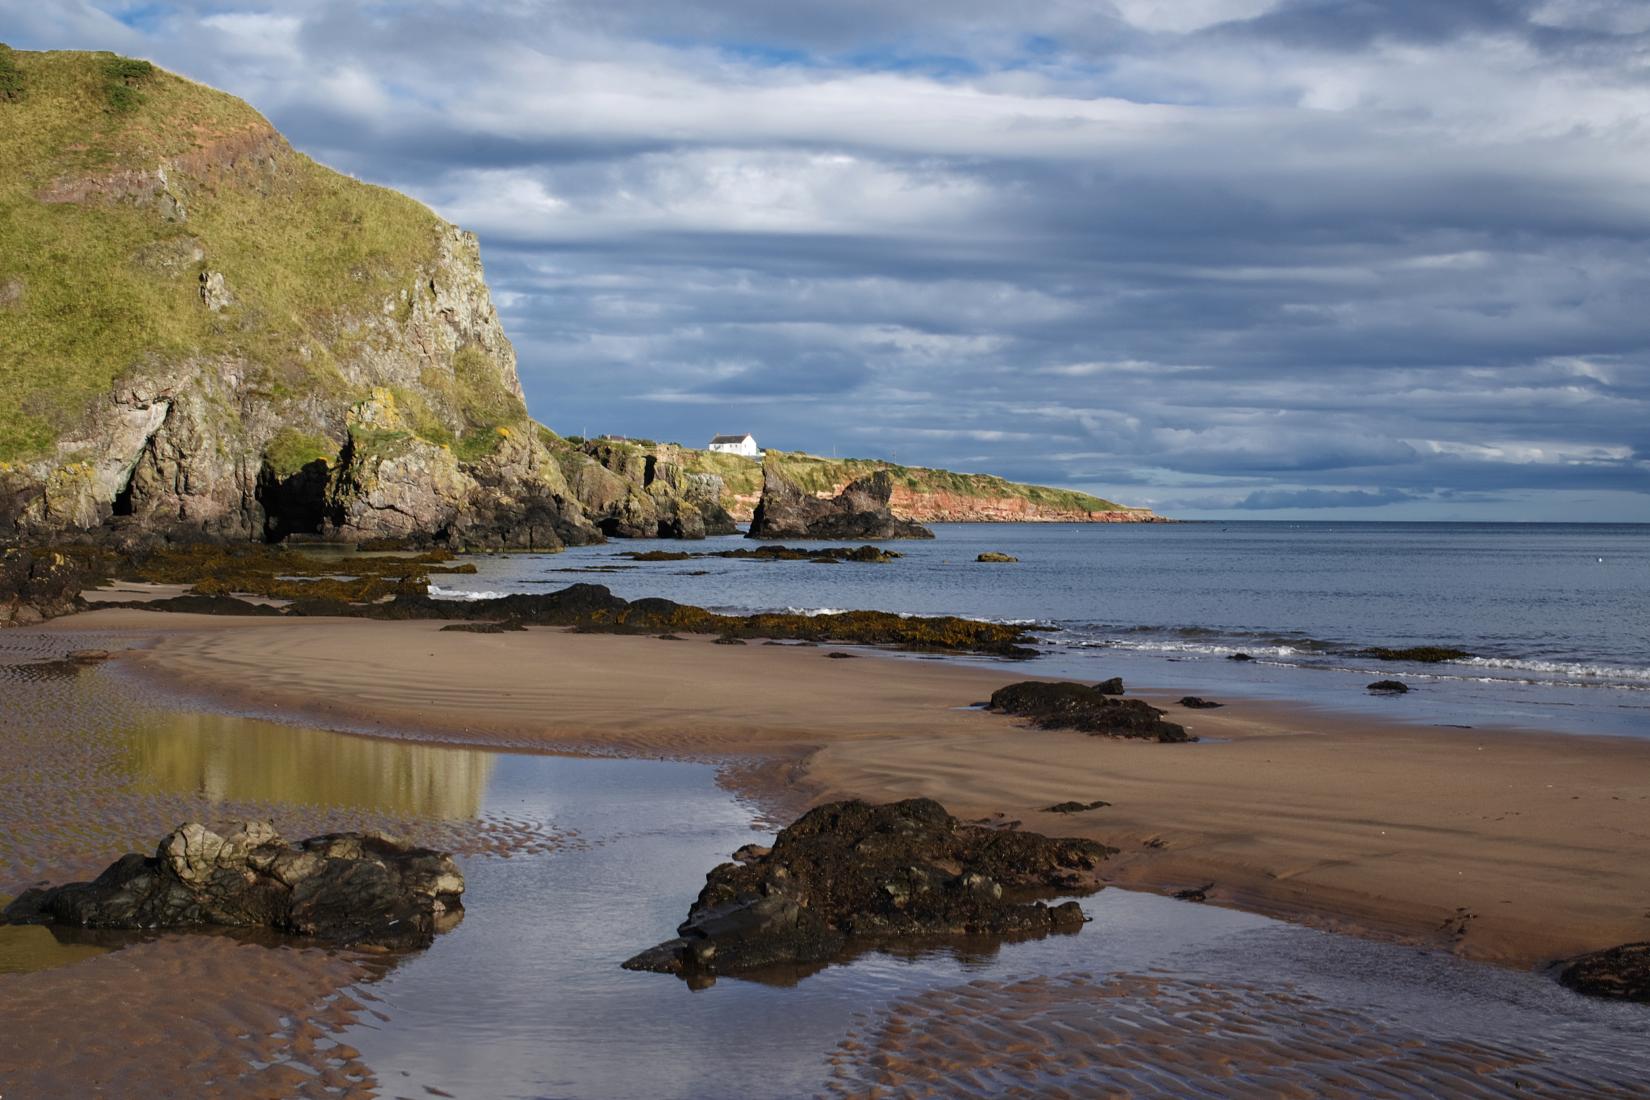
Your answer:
(44, 604), (1650, 971)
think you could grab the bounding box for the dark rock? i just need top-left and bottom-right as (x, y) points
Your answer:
(1178, 696), (1223, 709)
(977, 552), (1018, 563)
(1560, 943), (1650, 1003)
(1043, 800), (1110, 814)
(0, 547), (100, 626)
(438, 620), (526, 633)
(1174, 883), (1214, 903)
(622, 798), (1112, 980)
(128, 578), (1041, 656)
(1367, 680), (1410, 694)
(67, 649), (114, 663)
(748, 466), (933, 541)
(657, 634), (687, 641)
(987, 681), (1192, 743)
(1228, 652), (1253, 662)
(1094, 677), (1125, 695)
(113, 593), (284, 616)
(826, 651), (858, 659)
(1360, 646), (1472, 663)
(713, 635), (747, 646)
(2, 822), (463, 950)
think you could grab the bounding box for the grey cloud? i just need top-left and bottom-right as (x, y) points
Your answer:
(5, 0), (1649, 519)
(1234, 487), (1422, 509)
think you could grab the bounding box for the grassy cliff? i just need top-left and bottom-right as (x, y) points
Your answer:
(677, 448), (1147, 521)
(0, 46), (474, 464)
(0, 47), (582, 546)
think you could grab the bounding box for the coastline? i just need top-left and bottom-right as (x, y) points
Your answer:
(39, 604), (1650, 972)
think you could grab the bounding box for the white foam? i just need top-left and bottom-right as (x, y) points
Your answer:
(427, 585), (509, 601)
(1459, 656), (1650, 682)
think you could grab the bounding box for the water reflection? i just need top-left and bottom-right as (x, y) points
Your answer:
(0, 915), (110, 975)
(124, 713), (496, 820)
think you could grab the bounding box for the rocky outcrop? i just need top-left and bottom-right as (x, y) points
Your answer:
(748, 466), (934, 540)
(0, 547), (98, 625)
(623, 799), (1112, 980)
(2, 821), (464, 950)
(551, 439), (736, 539)
(1560, 943), (1650, 1003)
(685, 450), (1162, 525)
(987, 681), (1193, 742)
(0, 51), (593, 550)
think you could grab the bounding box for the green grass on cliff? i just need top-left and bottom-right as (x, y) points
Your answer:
(677, 448), (1132, 514)
(0, 47), (452, 464)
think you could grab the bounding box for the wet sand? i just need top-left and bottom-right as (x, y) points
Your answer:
(0, 935), (380, 1099)
(820, 972), (1632, 1098)
(0, 628), (570, 1099)
(45, 606), (1650, 970)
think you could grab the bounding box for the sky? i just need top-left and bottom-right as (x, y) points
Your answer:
(7, 1), (1650, 520)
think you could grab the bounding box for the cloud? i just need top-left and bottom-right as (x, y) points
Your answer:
(1233, 487), (1420, 510)
(5, 0), (1650, 519)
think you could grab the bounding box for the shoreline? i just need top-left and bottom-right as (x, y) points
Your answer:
(30, 604), (1650, 972)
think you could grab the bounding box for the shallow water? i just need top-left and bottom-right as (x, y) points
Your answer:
(82, 707), (1643, 1098)
(4, 649), (1648, 1096)
(434, 522), (1650, 739)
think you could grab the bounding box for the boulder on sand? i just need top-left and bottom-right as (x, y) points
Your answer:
(747, 465), (933, 541)
(1560, 942), (1650, 1003)
(987, 681), (1192, 743)
(622, 798), (1113, 980)
(2, 822), (464, 949)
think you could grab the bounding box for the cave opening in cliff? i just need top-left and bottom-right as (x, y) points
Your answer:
(111, 480), (135, 517)
(258, 458), (333, 543)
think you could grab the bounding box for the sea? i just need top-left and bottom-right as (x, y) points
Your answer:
(431, 521), (1650, 740)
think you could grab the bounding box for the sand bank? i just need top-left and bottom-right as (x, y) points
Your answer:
(43, 607), (1650, 969)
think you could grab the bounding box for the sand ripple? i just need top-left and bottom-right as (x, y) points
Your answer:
(820, 972), (1635, 1098)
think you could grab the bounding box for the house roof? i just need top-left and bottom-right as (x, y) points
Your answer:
(709, 433), (754, 444)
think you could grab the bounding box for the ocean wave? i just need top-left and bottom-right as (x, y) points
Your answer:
(428, 585), (510, 601)
(1458, 656), (1650, 683)
(1065, 638), (1304, 659)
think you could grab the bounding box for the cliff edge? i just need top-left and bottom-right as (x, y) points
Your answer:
(0, 47), (593, 548)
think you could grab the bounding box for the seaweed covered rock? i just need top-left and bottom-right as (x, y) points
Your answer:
(1359, 646), (1472, 663)
(622, 798), (1112, 979)
(988, 681), (1192, 742)
(1560, 943), (1650, 1003)
(748, 466), (933, 541)
(621, 544), (901, 563)
(0, 546), (99, 625)
(2, 821), (464, 949)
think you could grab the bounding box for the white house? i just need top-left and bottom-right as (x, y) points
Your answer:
(707, 433), (761, 458)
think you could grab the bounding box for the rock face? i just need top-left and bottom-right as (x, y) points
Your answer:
(1560, 943), (1650, 1003)
(2, 821), (464, 950)
(0, 50), (593, 550)
(622, 799), (1113, 980)
(552, 439), (737, 539)
(988, 681), (1193, 742)
(748, 466), (934, 540)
